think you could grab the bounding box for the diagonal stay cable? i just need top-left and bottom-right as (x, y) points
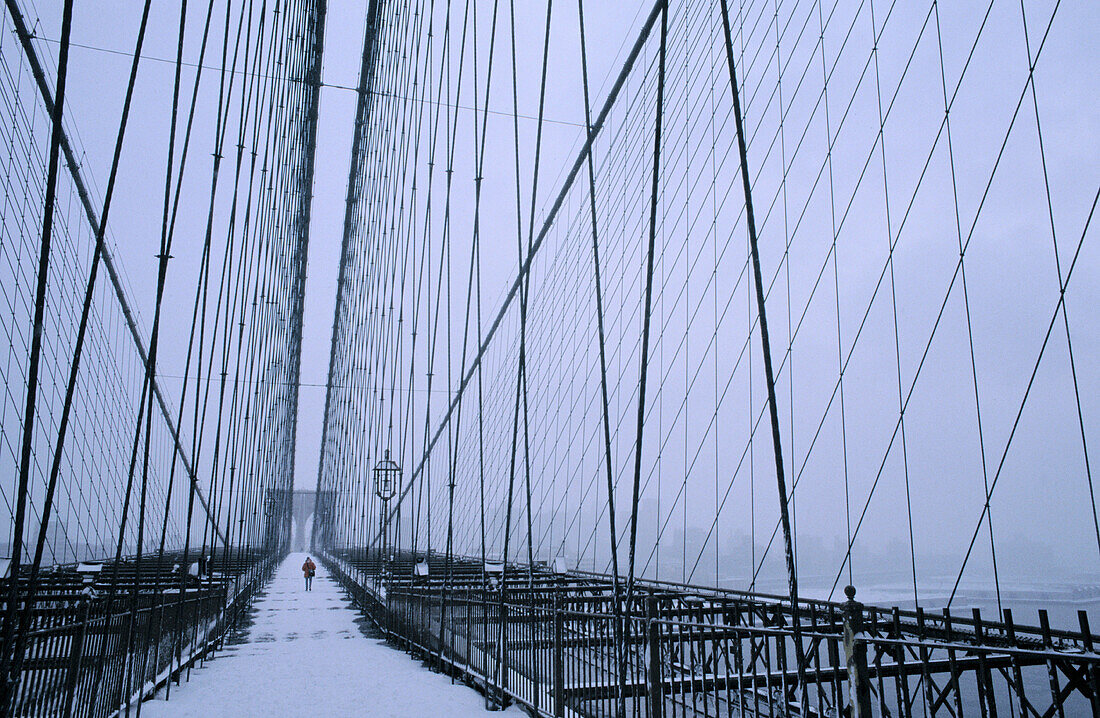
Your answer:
(949, 180), (1099, 606)
(2, 0), (222, 540)
(826, 0), (1065, 602)
(0, 0), (73, 704)
(377, 0), (665, 546)
(1018, 0), (1098, 560)
(719, 0), (807, 707)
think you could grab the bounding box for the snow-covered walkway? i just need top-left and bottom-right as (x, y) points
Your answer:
(140, 553), (514, 717)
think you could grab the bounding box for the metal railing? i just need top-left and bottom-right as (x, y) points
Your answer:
(2, 550), (278, 717)
(324, 549), (1100, 717)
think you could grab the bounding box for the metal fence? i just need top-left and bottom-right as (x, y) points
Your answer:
(2, 550), (276, 717)
(324, 549), (1100, 717)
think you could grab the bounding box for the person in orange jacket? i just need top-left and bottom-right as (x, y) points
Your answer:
(302, 556), (317, 591)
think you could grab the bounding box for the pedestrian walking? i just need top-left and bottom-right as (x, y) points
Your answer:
(302, 556), (316, 591)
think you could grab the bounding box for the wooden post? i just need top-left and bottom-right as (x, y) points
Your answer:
(842, 585), (872, 718)
(647, 596), (663, 718)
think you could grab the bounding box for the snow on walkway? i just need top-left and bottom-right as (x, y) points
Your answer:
(140, 553), (517, 717)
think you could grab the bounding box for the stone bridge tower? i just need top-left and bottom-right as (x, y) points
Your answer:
(291, 490), (316, 552)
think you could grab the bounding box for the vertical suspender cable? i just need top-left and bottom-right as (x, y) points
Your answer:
(378, 0), (664, 542)
(624, 0), (666, 606)
(718, 0), (808, 709)
(2, 0), (224, 544)
(0, 1), (73, 706)
(577, 0), (625, 710)
(10, 0), (187, 690)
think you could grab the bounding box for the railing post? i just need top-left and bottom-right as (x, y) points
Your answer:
(499, 599), (509, 700)
(647, 596), (663, 718)
(383, 583), (391, 639)
(62, 596), (90, 718)
(842, 585), (872, 718)
(553, 592), (564, 718)
(464, 589), (472, 680)
(1079, 611), (1100, 716)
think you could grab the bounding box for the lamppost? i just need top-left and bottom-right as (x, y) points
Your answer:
(373, 450), (400, 576)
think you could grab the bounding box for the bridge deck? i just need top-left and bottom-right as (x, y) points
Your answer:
(139, 553), (511, 718)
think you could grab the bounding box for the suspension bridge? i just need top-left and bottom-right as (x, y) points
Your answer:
(0, 0), (1097, 715)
